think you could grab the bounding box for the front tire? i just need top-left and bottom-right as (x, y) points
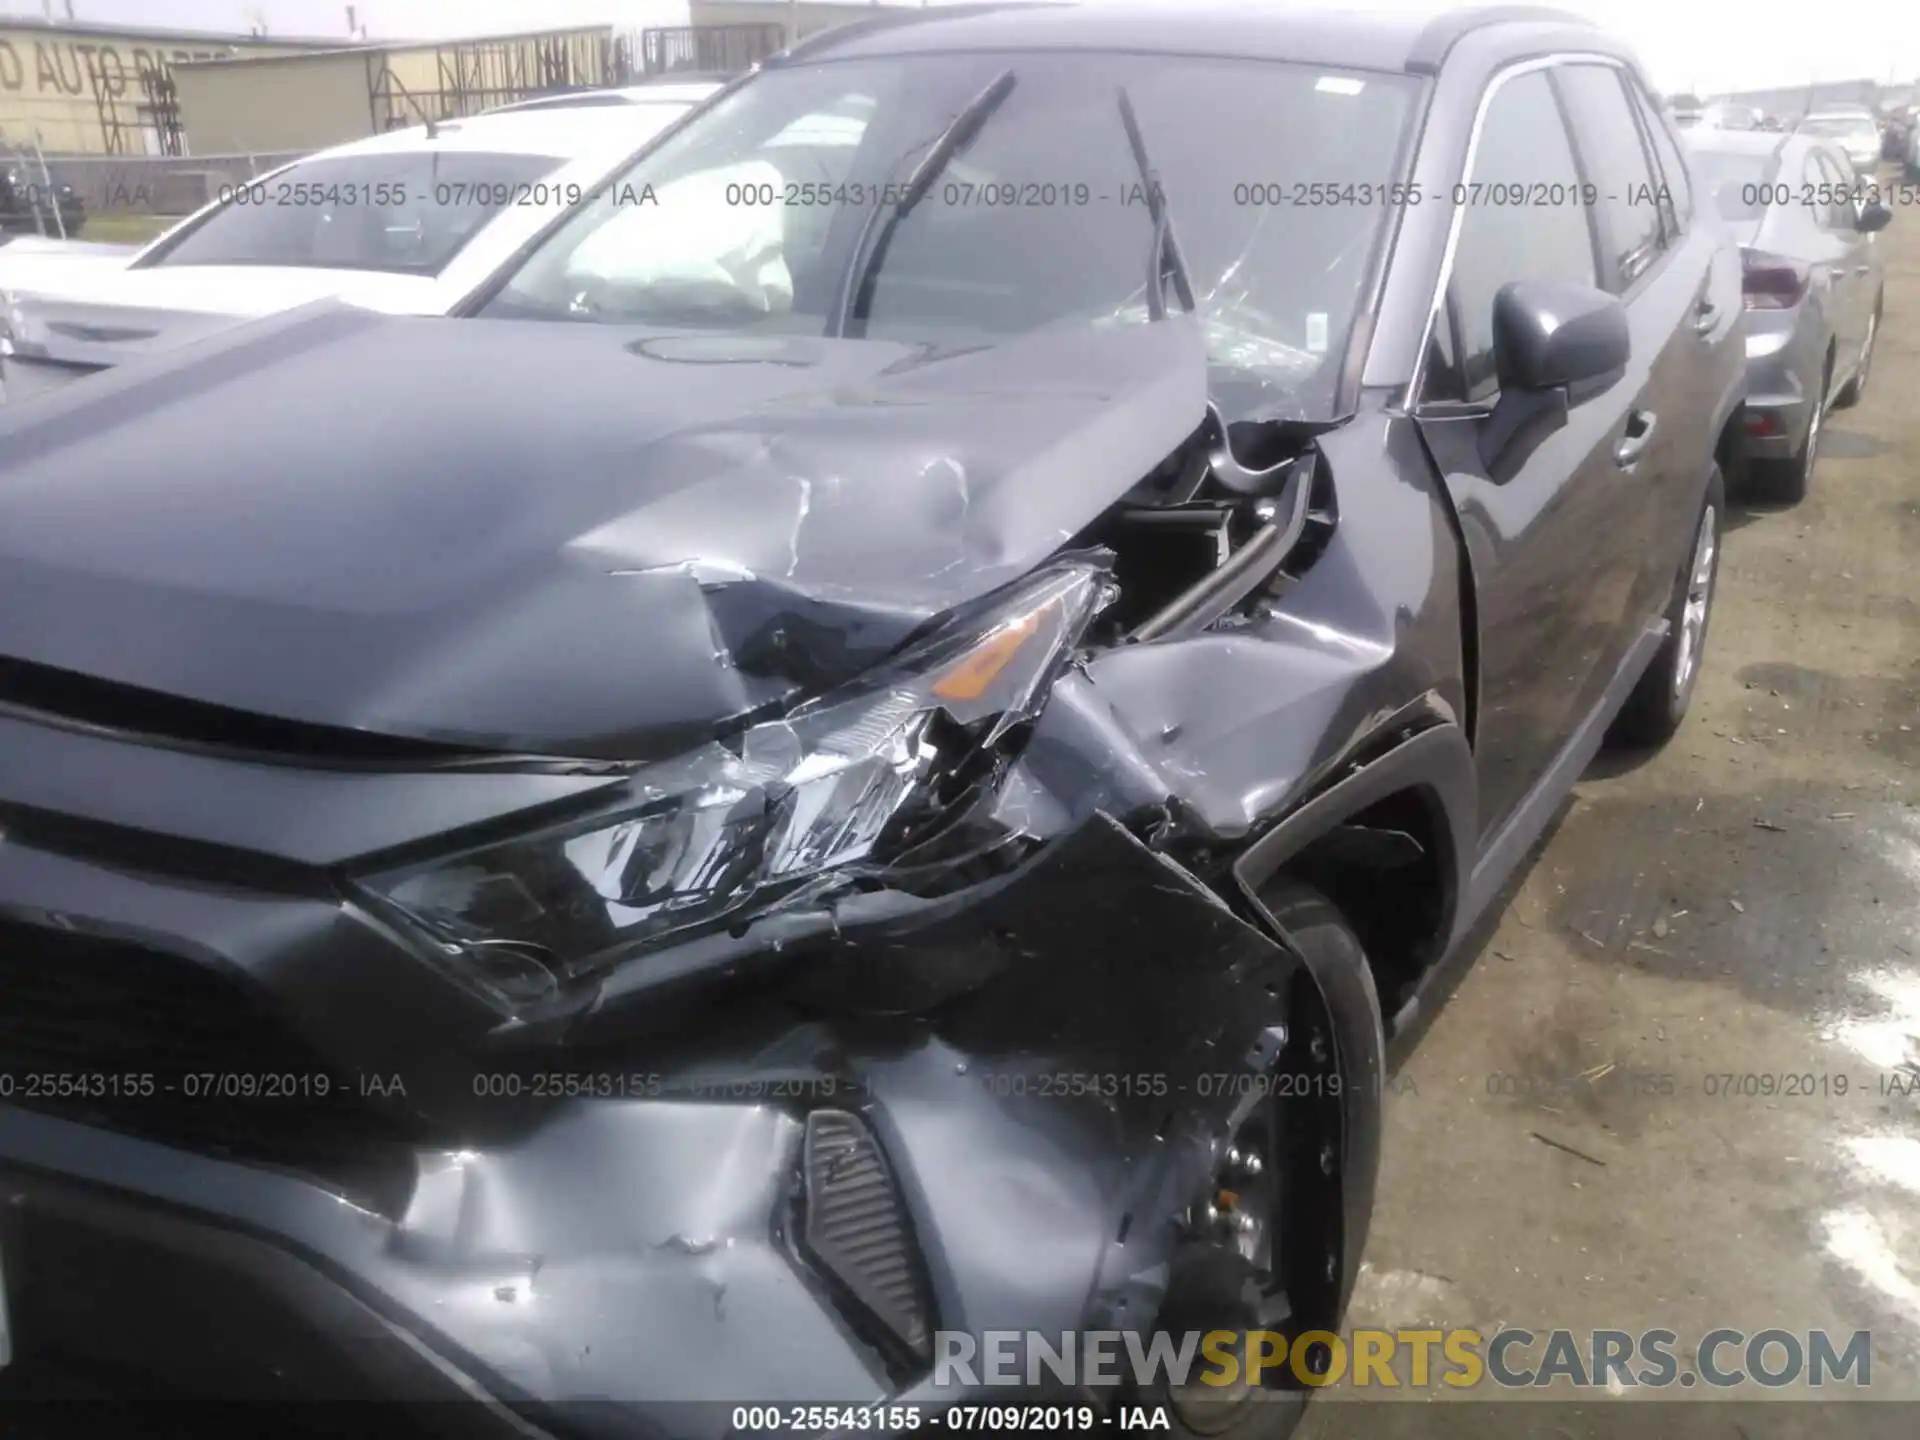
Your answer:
(1146, 880), (1383, 1440)
(1612, 465), (1724, 748)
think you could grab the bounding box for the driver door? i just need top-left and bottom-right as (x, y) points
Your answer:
(1411, 64), (1648, 842)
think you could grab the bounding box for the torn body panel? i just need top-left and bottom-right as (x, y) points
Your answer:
(0, 306), (1207, 761)
(0, 807), (1339, 1431)
(1007, 413), (1468, 847)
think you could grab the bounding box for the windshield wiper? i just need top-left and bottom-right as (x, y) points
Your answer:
(1116, 86), (1195, 321)
(833, 68), (1018, 338)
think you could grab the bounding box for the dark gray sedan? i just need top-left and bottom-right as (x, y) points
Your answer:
(1688, 129), (1891, 501)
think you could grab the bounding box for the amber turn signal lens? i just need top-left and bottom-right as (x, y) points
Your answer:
(932, 606), (1049, 702)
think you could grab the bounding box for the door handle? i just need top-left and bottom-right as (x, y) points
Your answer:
(1855, 264), (1873, 275)
(1615, 409), (1657, 468)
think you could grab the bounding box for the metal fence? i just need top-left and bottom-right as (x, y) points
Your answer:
(638, 23), (786, 77)
(368, 30), (635, 130)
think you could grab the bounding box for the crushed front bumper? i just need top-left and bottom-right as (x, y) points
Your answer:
(0, 789), (1335, 1437)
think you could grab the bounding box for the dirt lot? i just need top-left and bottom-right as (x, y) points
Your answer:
(1305, 201), (1920, 1434)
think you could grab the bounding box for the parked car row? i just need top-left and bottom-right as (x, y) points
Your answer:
(0, 5), (1803, 1437)
(1673, 99), (1911, 155)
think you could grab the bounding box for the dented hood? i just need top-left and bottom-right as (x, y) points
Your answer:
(0, 302), (1206, 759)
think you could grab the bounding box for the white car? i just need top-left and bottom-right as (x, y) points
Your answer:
(0, 233), (142, 276)
(0, 93), (715, 404)
(1798, 106), (1882, 174)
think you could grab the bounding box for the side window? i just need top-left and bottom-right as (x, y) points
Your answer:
(1630, 77), (1693, 232)
(1803, 152), (1840, 229)
(1812, 150), (1860, 227)
(1441, 69), (1598, 403)
(1553, 63), (1666, 289)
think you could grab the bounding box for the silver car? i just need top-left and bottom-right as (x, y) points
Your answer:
(1797, 106), (1882, 174)
(1687, 130), (1891, 502)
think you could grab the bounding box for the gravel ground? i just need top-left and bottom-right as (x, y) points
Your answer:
(1314, 193), (1920, 1436)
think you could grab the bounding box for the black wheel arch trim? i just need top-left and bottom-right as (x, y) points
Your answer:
(1223, 721), (1476, 1318)
(1228, 721), (1476, 931)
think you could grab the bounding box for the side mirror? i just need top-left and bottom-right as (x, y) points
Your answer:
(1480, 280), (1630, 474)
(1858, 201), (1893, 233)
(1493, 280), (1631, 391)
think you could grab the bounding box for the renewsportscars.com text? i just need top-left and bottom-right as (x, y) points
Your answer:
(934, 1327), (1873, 1390)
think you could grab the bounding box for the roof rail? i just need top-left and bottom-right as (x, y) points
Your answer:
(631, 71), (733, 86)
(1404, 6), (1597, 75)
(766, 2), (1049, 66)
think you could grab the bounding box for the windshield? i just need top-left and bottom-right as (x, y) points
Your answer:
(142, 150), (566, 275)
(477, 53), (1419, 421)
(1686, 147), (1780, 221)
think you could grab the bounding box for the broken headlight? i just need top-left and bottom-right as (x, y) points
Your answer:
(358, 559), (1114, 1015)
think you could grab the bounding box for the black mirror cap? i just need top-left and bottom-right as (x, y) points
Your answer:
(1859, 201), (1893, 233)
(1492, 280), (1630, 392)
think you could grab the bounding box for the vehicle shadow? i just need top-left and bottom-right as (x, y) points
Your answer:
(1580, 739), (1659, 779)
(1723, 492), (1784, 533)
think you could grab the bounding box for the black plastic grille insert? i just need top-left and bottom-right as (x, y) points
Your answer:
(0, 917), (419, 1213)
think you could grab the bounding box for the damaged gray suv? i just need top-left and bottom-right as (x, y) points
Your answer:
(0, 5), (1742, 1438)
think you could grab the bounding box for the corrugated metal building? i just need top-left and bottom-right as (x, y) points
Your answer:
(172, 26), (628, 155)
(168, 5), (920, 155)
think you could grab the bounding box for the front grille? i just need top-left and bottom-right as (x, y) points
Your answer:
(0, 918), (419, 1213)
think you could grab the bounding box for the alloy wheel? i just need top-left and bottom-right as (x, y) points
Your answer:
(1674, 503), (1718, 700)
(1802, 393), (1825, 480)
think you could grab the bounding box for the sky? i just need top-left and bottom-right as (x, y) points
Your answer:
(1, 0), (1915, 98)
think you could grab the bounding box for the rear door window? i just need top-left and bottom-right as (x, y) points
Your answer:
(1805, 150), (1852, 229)
(1552, 63), (1667, 291)
(1629, 78), (1692, 232)
(1812, 150), (1863, 227)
